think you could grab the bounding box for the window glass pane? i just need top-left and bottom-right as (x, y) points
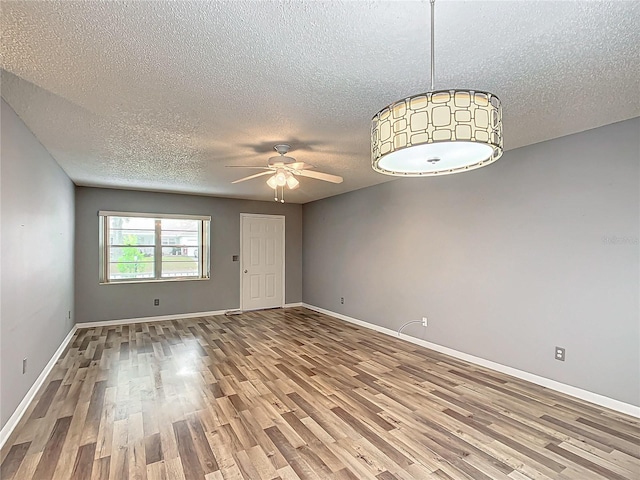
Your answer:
(109, 230), (155, 246)
(161, 230), (198, 245)
(161, 246), (199, 277)
(109, 265), (155, 280)
(108, 245), (155, 280)
(161, 262), (199, 277)
(161, 218), (198, 231)
(109, 246), (154, 260)
(109, 216), (155, 248)
(161, 246), (199, 258)
(161, 219), (199, 250)
(109, 216), (155, 230)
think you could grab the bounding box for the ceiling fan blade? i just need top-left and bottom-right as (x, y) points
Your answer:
(231, 171), (273, 184)
(289, 161), (314, 171)
(296, 169), (343, 184)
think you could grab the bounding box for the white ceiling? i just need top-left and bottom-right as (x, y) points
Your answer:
(2, 1), (639, 203)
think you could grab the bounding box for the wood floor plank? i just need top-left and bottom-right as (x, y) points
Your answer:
(11, 451), (42, 480)
(70, 442), (96, 480)
(144, 433), (163, 465)
(265, 424), (323, 480)
(186, 413), (219, 474)
(0, 441), (31, 480)
(29, 379), (63, 419)
(173, 419), (205, 480)
(31, 416), (72, 480)
(2, 307), (638, 479)
(91, 456), (111, 480)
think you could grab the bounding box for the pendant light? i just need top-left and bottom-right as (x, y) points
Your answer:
(371, 0), (503, 176)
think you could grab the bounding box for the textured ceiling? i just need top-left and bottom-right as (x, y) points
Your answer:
(1, 1), (639, 203)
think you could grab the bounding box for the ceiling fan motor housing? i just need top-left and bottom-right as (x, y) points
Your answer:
(268, 155), (297, 167)
(273, 144), (291, 155)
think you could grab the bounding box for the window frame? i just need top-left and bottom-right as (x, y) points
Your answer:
(99, 211), (211, 284)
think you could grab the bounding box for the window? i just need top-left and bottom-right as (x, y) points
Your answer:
(99, 211), (210, 283)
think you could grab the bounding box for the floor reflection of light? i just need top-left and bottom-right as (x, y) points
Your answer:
(177, 366), (195, 377)
(176, 349), (199, 377)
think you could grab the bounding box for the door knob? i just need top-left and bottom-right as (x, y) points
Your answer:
(244, 270), (248, 273)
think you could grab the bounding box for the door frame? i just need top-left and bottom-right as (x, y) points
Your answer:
(239, 213), (286, 311)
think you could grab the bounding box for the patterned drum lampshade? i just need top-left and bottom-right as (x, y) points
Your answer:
(371, 89), (503, 176)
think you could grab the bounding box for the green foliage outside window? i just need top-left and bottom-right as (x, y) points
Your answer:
(117, 235), (147, 274)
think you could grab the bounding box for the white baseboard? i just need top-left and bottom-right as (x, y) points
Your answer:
(76, 304), (303, 329)
(75, 309), (230, 329)
(0, 325), (78, 450)
(301, 303), (640, 418)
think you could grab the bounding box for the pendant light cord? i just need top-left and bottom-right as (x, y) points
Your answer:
(430, 0), (435, 91)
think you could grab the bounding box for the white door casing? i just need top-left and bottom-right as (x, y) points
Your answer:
(240, 214), (285, 311)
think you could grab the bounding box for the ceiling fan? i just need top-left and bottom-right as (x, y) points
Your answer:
(227, 144), (343, 202)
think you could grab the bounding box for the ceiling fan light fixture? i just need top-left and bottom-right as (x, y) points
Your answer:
(286, 175), (300, 189)
(371, 1), (503, 176)
(266, 175), (278, 189)
(274, 169), (288, 187)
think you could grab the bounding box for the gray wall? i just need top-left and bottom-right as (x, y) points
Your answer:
(303, 118), (640, 406)
(1, 100), (75, 429)
(75, 187), (302, 323)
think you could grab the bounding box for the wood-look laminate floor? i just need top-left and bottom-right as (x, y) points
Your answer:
(1, 307), (639, 480)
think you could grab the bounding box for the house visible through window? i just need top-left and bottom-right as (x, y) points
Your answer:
(99, 211), (210, 283)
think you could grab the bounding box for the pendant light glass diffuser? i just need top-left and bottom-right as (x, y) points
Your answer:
(371, 1), (503, 176)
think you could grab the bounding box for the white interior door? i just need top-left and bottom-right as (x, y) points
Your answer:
(240, 214), (285, 311)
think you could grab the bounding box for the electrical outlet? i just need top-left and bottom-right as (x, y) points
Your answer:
(23, 358), (27, 374)
(422, 317), (428, 327)
(154, 298), (160, 306)
(340, 297), (344, 304)
(555, 346), (565, 361)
